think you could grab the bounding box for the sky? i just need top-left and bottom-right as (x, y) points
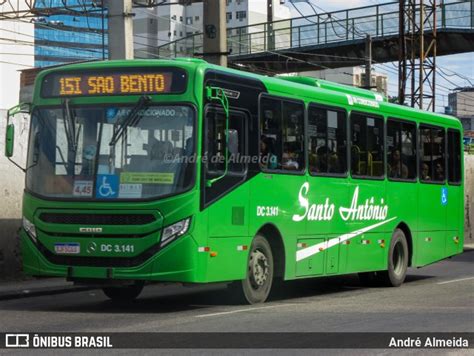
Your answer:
(287, 0), (474, 113)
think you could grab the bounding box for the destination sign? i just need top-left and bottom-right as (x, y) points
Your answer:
(41, 68), (187, 98)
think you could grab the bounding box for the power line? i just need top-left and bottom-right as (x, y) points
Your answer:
(0, 26), (105, 57)
(0, 59), (33, 67)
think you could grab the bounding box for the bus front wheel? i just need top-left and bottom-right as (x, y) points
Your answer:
(102, 282), (144, 302)
(379, 228), (409, 287)
(230, 235), (274, 304)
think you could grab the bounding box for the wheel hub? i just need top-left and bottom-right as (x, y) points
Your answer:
(249, 249), (269, 289)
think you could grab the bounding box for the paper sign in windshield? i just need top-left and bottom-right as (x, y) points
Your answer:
(121, 172), (174, 185)
(73, 180), (93, 197)
(119, 184), (143, 199)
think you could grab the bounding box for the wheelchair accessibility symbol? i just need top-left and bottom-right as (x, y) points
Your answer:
(441, 187), (448, 206)
(96, 174), (118, 199)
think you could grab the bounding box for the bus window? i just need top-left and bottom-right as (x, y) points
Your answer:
(206, 110), (227, 175)
(448, 129), (461, 184)
(308, 105), (347, 176)
(281, 101), (304, 172)
(205, 110), (245, 176)
(260, 96), (304, 172)
(203, 108), (247, 205)
(420, 125), (446, 183)
(350, 113), (384, 178)
(387, 119), (416, 180)
(260, 97), (281, 170)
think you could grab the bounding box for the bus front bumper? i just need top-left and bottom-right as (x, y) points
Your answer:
(20, 230), (203, 283)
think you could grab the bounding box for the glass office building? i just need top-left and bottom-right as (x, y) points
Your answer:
(34, 0), (108, 67)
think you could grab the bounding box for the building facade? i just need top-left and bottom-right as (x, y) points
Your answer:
(0, 1), (35, 278)
(30, 1), (290, 65)
(133, 0), (291, 58)
(448, 88), (474, 135)
(33, 0), (107, 67)
(300, 66), (389, 96)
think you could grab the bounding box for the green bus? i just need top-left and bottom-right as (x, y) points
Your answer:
(5, 58), (464, 304)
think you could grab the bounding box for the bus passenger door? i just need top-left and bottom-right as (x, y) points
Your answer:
(446, 130), (463, 256)
(345, 112), (387, 273)
(417, 126), (447, 265)
(202, 108), (249, 281)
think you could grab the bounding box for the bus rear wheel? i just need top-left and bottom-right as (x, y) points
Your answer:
(230, 235), (274, 304)
(102, 282), (144, 302)
(379, 228), (409, 287)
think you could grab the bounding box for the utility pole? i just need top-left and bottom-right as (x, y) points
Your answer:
(364, 34), (372, 90)
(267, 0), (274, 51)
(203, 0), (227, 66)
(398, 0), (407, 104)
(108, 0), (134, 60)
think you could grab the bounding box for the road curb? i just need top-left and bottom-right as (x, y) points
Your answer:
(0, 285), (94, 301)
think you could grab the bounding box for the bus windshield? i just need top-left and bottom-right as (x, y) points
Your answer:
(26, 104), (195, 200)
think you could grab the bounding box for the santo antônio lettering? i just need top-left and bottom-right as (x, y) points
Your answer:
(292, 183), (389, 222)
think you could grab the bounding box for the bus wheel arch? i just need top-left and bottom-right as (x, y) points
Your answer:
(396, 222), (413, 267)
(256, 224), (285, 279)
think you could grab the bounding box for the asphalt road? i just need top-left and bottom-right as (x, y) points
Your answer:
(0, 250), (473, 353)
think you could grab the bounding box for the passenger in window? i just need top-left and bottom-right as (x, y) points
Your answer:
(81, 145), (97, 176)
(434, 160), (445, 181)
(151, 140), (173, 162)
(351, 145), (361, 175)
(388, 149), (408, 179)
(182, 137), (194, 185)
(309, 147), (318, 173)
(282, 143), (299, 171)
(313, 146), (328, 173)
(184, 137), (193, 157)
(260, 136), (277, 170)
(421, 163), (431, 181)
(328, 151), (341, 174)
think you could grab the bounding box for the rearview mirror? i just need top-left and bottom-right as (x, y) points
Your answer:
(5, 124), (14, 158)
(5, 102), (31, 171)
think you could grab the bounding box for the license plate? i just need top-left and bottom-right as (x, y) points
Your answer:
(54, 243), (80, 255)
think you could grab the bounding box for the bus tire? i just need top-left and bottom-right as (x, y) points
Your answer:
(102, 282), (144, 302)
(230, 235), (274, 304)
(379, 228), (409, 287)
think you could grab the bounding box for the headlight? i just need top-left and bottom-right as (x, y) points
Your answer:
(160, 218), (191, 247)
(22, 216), (37, 241)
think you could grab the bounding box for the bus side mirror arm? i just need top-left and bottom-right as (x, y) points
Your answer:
(5, 103), (31, 172)
(205, 87), (229, 188)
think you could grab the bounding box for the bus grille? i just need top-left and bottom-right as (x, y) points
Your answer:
(39, 213), (156, 226)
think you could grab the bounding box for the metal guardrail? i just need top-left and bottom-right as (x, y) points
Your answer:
(154, 0), (474, 59)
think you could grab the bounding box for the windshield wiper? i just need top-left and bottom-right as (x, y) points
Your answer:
(61, 98), (78, 153)
(109, 95), (151, 148)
